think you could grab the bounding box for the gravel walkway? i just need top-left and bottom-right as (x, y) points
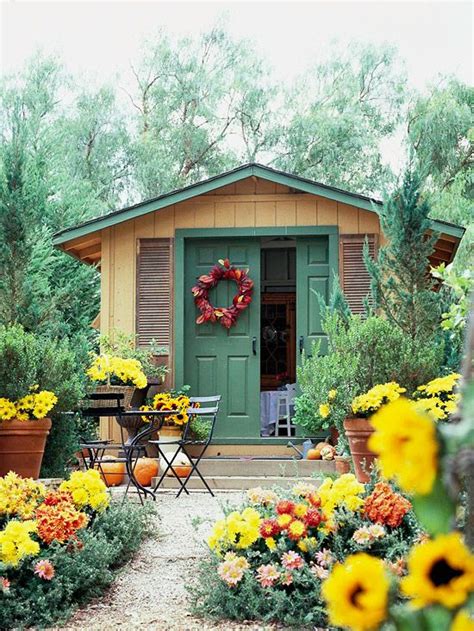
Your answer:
(63, 491), (286, 631)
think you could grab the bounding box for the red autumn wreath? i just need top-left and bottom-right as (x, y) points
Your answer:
(191, 258), (254, 329)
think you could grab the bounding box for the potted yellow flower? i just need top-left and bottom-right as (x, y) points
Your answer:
(86, 353), (148, 409)
(345, 382), (406, 482)
(0, 387), (58, 478)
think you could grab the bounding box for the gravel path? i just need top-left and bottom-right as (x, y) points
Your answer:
(63, 491), (286, 631)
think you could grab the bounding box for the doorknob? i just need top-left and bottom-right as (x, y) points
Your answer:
(299, 335), (304, 354)
(252, 336), (257, 355)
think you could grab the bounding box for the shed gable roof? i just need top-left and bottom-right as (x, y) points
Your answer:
(52, 163), (464, 246)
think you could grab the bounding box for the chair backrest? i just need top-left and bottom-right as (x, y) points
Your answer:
(184, 395), (222, 441)
(285, 383), (297, 403)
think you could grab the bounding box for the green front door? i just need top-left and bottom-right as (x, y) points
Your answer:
(183, 239), (261, 438)
(296, 236), (335, 358)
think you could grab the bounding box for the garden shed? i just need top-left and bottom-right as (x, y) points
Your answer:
(53, 164), (464, 445)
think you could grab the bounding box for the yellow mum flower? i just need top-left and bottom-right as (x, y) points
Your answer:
(451, 609), (474, 631)
(369, 398), (438, 495)
(293, 503), (308, 519)
(277, 514), (293, 529)
(265, 537), (276, 551)
(0, 520), (40, 567)
(0, 398), (17, 421)
(319, 403), (330, 419)
(322, 553), (389, 631)
(328, 389), (337, 401)
(401, 533), (474, 609)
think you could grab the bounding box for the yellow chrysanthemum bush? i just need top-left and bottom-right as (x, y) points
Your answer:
(321, 373), (474, 631)
(193, 473), (421, 628)
(0, 468), (152, 628)
(0, 388), (58, 422)
(86, 353), (147, 389)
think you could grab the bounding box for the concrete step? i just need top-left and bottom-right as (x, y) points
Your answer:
(154, 475), (323, 491)
(175, 458), (335, 477)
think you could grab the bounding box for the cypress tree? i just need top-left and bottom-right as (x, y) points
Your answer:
(364, 170), (441, 343)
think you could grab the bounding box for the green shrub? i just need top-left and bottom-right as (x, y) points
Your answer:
(0, 500), (154, 629)
(0, 324), (88, 477)
(293, 313), (444, 445)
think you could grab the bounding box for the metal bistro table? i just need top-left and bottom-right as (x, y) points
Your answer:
(79, 403), (179, 504)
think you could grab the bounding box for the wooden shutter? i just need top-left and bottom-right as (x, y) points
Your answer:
(340, 234), (377, 315)
(136, 239), (172, 348)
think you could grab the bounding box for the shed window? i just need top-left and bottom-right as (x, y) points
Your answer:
(340, 234), (377, 315)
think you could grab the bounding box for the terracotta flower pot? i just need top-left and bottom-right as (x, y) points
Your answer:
(343, 416), (376, 483)
(0, 418), (52, 479)
(334, 455), (351, 475)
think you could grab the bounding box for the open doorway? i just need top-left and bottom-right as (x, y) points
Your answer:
(260, 238), (296, 437)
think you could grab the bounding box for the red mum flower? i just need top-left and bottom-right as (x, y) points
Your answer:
(259, 519), (280, 538)
(304, 508), (323, 528)
(308, 492), (321, 508)
(276, 500), (296, 515)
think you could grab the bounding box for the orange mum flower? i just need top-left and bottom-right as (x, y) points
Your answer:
(276, 500), (295, 515)
(36, 492), (88, 545)
(364, 482), (412, 528)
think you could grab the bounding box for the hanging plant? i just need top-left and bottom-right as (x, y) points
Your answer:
(191, 258), (254, 329)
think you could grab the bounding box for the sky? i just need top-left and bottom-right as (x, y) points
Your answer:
(1, 0), (472, 90)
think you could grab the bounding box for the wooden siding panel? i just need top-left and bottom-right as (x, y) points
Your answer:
(296, 198), (317, 226)
(255, 201), (276, 226)
(337, 203), (359, 233)
(235, 201), (256, 227)
(340, 234), (376, 315)
(194, 201), (216, 228)
(174, 203), (196, 229)
(358, 209), (380, 233)
(317, 197), (337, 224)
(215, 201), (235, 227)
(112, 224), (135, 334)
(234, 178), (256, 194)
(255, 178), (276, 194)
(276, 200), (296, 226)
(136, 239), (173, 348)
(155, 206), (174, 237)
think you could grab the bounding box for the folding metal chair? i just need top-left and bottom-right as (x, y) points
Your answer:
(150, 395), (221, 497)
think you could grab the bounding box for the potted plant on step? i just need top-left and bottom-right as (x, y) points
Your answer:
(0, 325), (83, 479)
(345, 382), (406, 482)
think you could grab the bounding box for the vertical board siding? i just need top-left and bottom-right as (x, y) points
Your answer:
(340, 234), (377, 314)
(136, 239), (173, 349)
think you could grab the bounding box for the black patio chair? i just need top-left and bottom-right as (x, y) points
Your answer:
(150, 395), (222, 498)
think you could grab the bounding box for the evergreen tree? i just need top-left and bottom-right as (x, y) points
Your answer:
(364, 170), (441, 344)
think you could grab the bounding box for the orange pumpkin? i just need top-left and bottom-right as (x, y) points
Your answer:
(307, 448), (322, 460)
(320, 445), (336, 461)
(133, 458), (159, 486)
(96, 460), (126, 487)
(173, 464), (192, 478)
(316, 441), (330, 451)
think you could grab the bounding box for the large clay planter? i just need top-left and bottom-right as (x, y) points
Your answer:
(0, 418), (52, 478)
(343, 416), (376, 483)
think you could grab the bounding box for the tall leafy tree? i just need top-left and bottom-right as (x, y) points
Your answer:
(407, 78), (473, 268)
(128, 26), (279, 197)
(275, 43), (407, 194)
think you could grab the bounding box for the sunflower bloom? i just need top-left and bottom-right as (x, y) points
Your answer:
(322, 553), (389, 631)
(401, 533), (474, 609)
(369, 398), (438, 495)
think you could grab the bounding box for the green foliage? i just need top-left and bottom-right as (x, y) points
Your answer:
(293, 313), (444, 446)
(98, 330), (168, 381)
(276, 42), (406, 193)
(191, 557), (327, 628)
(0, 324), (87, 476)
(364, 170), (441, 343)
(0, 500), (154, 629)
(188, 416), (212, 442)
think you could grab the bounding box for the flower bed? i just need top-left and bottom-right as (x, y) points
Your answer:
(191, 475), (421, 628)
(0, 470), (153, 628)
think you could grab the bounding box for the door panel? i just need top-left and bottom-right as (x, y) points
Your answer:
(184, 239), (261, 438)
(296, 237), (331, 358)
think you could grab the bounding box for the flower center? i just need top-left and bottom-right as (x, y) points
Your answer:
(429, 559), (464, 587)
(349, 584), (365, 606)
